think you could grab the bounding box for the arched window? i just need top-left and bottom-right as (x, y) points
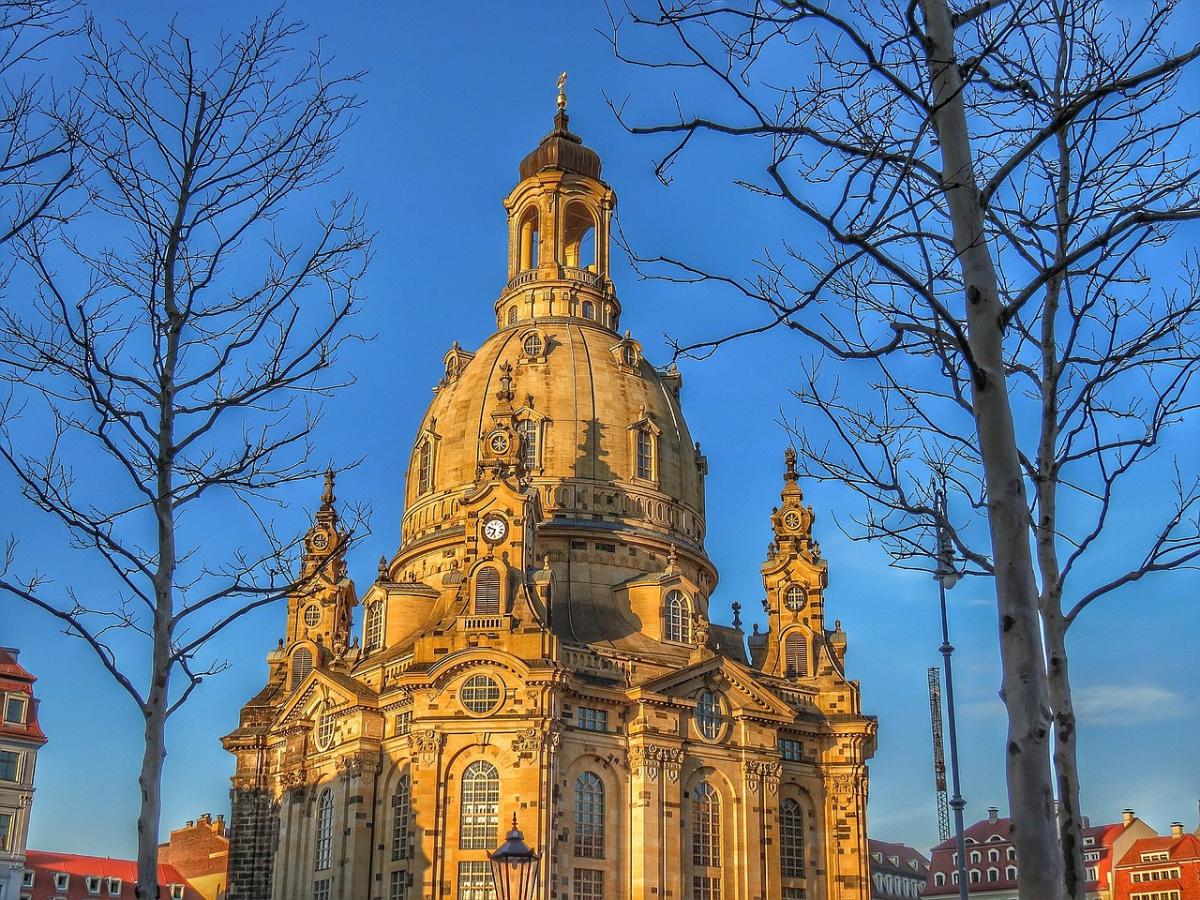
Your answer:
(1006, 865), (1017, 879)
(459, 761), (500, 849)
(784, 632), (808, 677)
(563, 202), (596, 270)
(934, 872), (945, 886)
(635, 429), (653, 480)
(517, 419), (538, 472)
(989, 849), (999, 862)
(970, 851), (981, 864)
(780, 798), (805, 878)
(417, 440), (433, 495)
(691, 782), (721, 868)
(507, 307), (518, 326)
(581, 300), (595, 320)
(364, 602), (383, 652)
(519, 208), (539, 270)
(970, 869), (980, 883)
(474, 566), (501, 615)
(290, 647), (312, 691)
(694, 691), (723, 741)
(987, 867), (999, 882)
(663, 591), (692, 643)
(314, 788), (334, 870)
(573, 772), (605, 859)
(391, 774), (411, 862)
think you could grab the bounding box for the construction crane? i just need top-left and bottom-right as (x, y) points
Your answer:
(928, 666), (951, 842)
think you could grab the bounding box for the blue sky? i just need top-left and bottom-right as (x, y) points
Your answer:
(4, 0), (1199, 858)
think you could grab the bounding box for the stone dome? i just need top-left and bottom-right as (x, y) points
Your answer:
(397, 317), (710, 575)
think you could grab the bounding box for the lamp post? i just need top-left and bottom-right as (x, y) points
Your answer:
(488, 813), (542, 900)
(934, 486), (970, 900)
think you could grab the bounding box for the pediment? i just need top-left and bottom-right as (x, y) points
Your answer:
(634, 656), (794, 720)
(273, 666), (378, 728)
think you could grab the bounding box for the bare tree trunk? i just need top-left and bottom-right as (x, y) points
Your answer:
(920, 2), (1064, 896)
(1045, 611), (1085, 899)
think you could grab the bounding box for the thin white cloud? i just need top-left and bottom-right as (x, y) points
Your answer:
(1073, 684), (1189, 726)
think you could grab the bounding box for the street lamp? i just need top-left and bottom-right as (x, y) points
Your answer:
(934, 484), (969, 900)
(489, 813), (542, 900)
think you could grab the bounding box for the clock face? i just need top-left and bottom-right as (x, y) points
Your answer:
(482, 516), (508, 543)
(312, 531), (329, 550)
(783, 511), (802, 531)
(489, 431), (511, 454)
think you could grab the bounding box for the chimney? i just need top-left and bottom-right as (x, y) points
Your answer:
(1082, 816), (1090, 828)
(988, 807), (999, 825)
(1172, 822), (1184, 838)
(1123, 809), (1135, 827)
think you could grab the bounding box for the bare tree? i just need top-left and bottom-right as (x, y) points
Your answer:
(608, 1), (1200, 897)
(0, 11), (370, 898)
(0, 0), (81, 251)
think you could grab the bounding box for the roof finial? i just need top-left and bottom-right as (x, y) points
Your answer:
(556, 71), (568, 111)
(784, 447), (798, 483)
(322, 468), (335, 505)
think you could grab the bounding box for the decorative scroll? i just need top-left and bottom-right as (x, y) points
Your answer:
(337, 750), (380, 781)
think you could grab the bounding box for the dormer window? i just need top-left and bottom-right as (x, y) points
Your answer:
(54, 873), (70, 891)
(108, 877), (122, 895)
(663, 590), (692, 643)
(622, 345), (637, 367)
(86, 875), (102, 895)
(636, 430), (653, 479)
(517, 418), (539, 473)
(3, 695), (27, 724)
(290, 647), (313, 691)
(417, 438), (434, 496)
(364, 602), (383, 652)
(784, 632), (808, 678)
(474, 565), (501, 615)
(170, 884), (185, 899)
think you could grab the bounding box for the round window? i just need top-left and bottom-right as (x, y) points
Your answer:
(317, 709), (336, 750)
(522, 332), (544, 358)
(784, 585), (807, 611)
(461, 674), (502, 715)
(695, 690), (724, 741)
(303, 604), (321, 627)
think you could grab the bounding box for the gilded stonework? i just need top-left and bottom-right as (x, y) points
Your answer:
(222, 99), (877, 900)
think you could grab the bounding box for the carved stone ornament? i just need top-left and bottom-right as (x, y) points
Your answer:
(510, 722), (562, 757)
(629, 744), (685, 782)
(827, 772), (858, 795)
(743, 760), (782, 795)
(337, 750), (380, 781)
(278, 769), (307, 791)
(412, 729), (444, 767)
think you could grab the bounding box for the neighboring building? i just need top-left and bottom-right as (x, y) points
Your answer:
(159, 814), (229, 900)
(870, 839), (929, 898)
(925, 807), (1157, 900)
(223, 96), (878, 900)
(1112, 824), (1200, 900)
(21, 851), (203, 900)
(0, 647), (47, 900)
(925, 808), (1019, 900)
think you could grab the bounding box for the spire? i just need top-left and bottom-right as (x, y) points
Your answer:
(315, 468), (340, 531)
(780, 447), (803, 501)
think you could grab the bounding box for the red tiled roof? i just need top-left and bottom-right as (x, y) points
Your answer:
(1116, 832), (1200, 867)
(24, 851), (203, 900)
(0, 646), (47, 745)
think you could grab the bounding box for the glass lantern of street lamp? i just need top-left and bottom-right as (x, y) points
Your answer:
(489, 814), (541, 900)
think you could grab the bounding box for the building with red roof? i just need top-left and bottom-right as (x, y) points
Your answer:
(924, 807), (1155, 900)
(0, 647), (48, 900)
(1112, 824), (1200, 900)
(20, 850), (204, 900)
(870, 838), (930, 898)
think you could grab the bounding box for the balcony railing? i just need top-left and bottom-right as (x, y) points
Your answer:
(459, 614), (508, 632)
(502, 266), (606, 295)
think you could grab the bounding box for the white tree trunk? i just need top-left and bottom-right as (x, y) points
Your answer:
(920, 2), (1065, 896)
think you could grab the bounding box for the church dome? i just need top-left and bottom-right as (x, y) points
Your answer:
(391, 100), (716, 607)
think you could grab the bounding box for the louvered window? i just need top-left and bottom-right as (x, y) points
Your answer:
(291, 648), (313, 690)
(474, 566), (501, 615)
(785, 633), (808, 678)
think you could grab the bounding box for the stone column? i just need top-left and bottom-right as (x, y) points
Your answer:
(410, 729), (445, 900)
(337, 751), (382, 900)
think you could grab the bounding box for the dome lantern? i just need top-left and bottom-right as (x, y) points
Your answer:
(498, 74), (620, 331)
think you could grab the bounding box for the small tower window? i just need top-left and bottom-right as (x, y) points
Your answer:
(663, 590), (692, 643)
(784, 585), (806, 611)
(519, 207), (539, 270)
(417, 439), (433, 495)
(522, 331), (544, 358)
(517, 418), (538, 472)
(474, 565), (501, 615)
(508, 307), (518, 326)
(290, 647), (313, 690)
(581, 300), (595, 320)
(785, 633), (808, 677)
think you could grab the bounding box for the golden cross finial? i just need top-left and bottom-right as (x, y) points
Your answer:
(556, 71), (568, 111)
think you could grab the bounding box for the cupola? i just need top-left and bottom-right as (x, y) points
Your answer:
(496, 74), (620, 331)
